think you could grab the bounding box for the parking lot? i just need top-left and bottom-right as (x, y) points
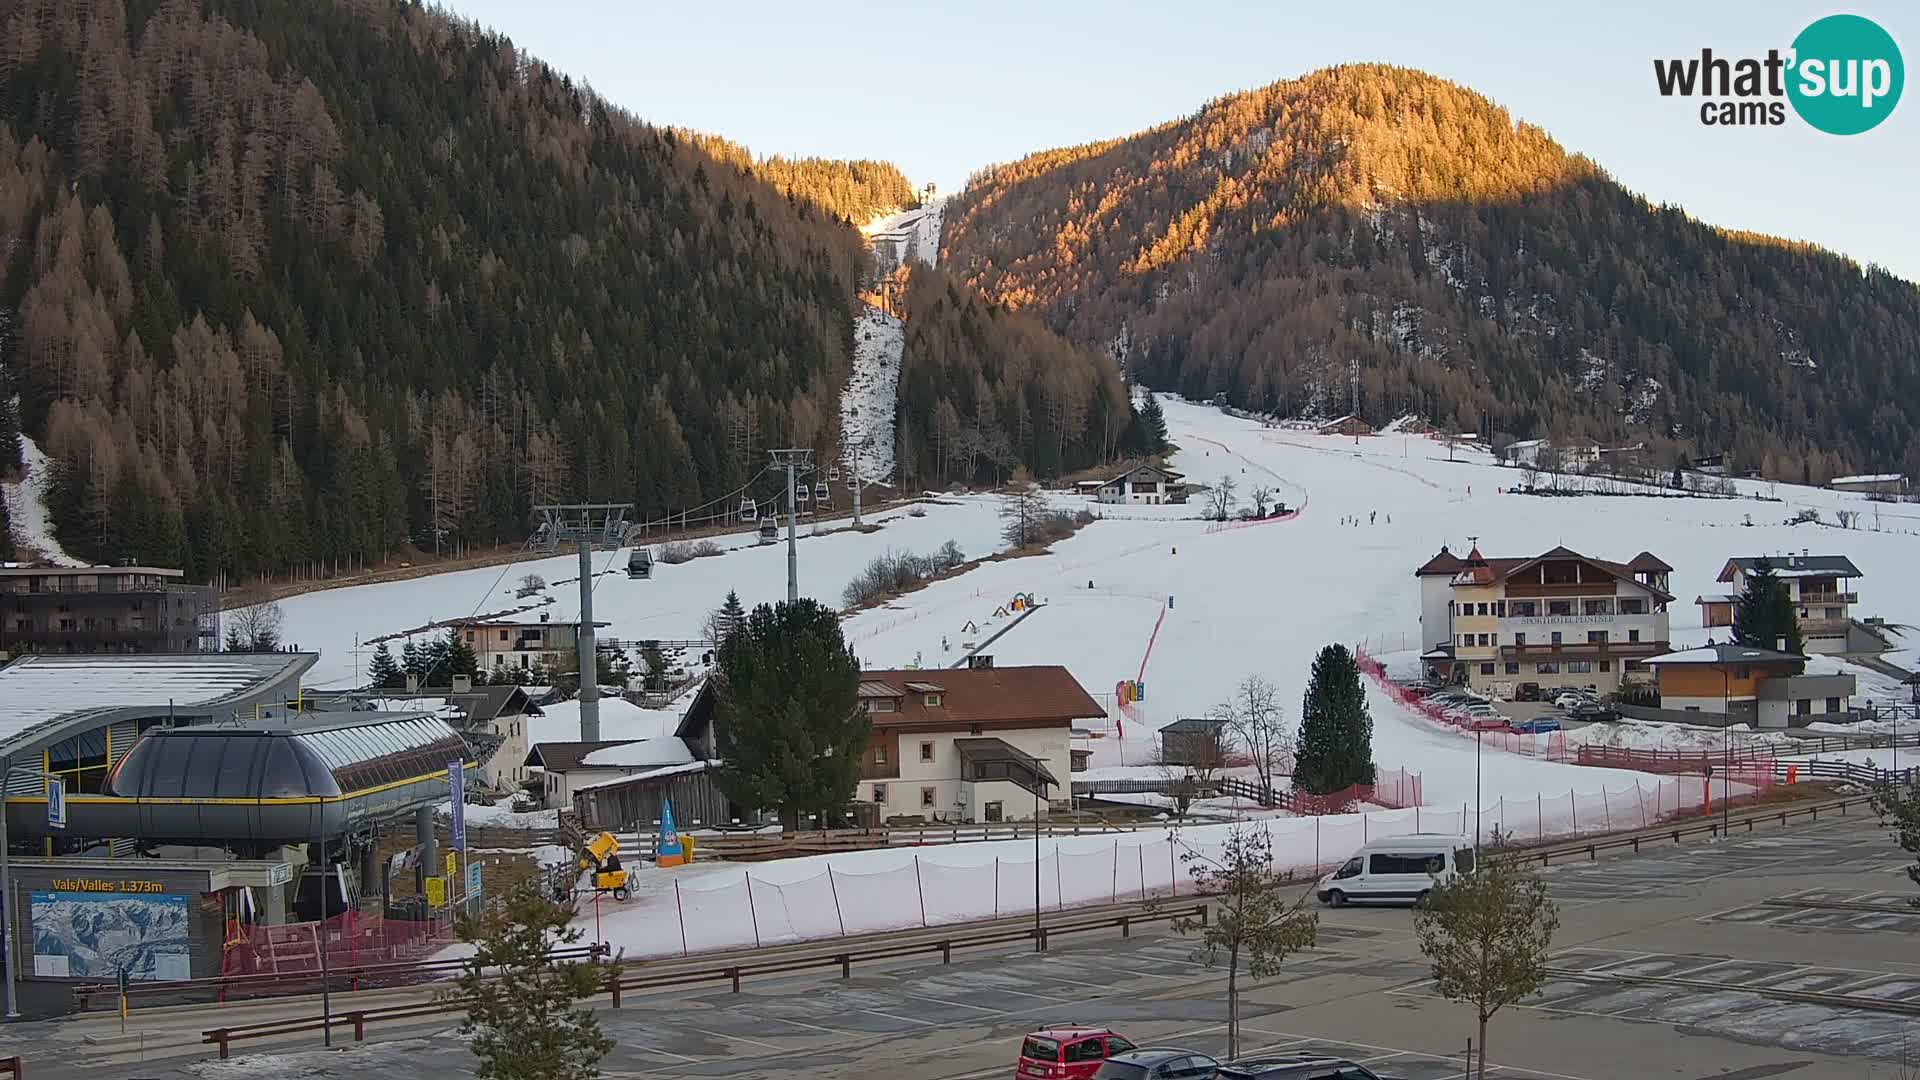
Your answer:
(16, 815), (1916, 1079)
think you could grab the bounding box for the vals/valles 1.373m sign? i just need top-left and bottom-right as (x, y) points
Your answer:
(1654, 13), (1904, 133)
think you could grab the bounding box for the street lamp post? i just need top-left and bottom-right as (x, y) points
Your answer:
(1473, 726), (1483, 855)
(1034, 778), (1044, 951)
(1723, 666), (1731, 837)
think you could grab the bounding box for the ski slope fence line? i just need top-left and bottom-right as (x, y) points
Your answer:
(1203, 508), (1301, 533)
(602, 775), (1749, 960)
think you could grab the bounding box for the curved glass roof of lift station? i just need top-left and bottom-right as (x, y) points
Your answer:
(109, 713), (470, 800)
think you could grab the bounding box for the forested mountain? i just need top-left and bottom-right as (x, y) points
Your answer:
(893, 265), (1133, 486)
(0, 0), (870, 581)
(684, 135), (917, 224)
(944, 65), (1920, 482)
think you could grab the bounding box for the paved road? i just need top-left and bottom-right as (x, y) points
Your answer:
(5, 814), (1913, 1079)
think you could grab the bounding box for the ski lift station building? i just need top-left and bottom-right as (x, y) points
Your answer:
(0, 653), (480, 986)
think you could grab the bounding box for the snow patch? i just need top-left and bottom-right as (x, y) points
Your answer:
(841, 304), (902, 483)
(2, 434), (86, 566)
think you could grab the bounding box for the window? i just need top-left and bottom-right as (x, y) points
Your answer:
(1454, 847), (1475, 874)
(1628, 629), (1641, 643)
(1583, 599), (1613, 616)
(919, 741), (934, 762)
(867, 698), (896, 713)
(1332, 856), (1362, 880)
(465, 630), (475, 643)
(1599, 660), (1611, 672)
(872, 783), (887, 802)
(873, 745), (888, 765)
(924, 693), (943, 708)
(1494, 601), (1507, 617)
(1511, 600), (1538, 617)
(1588, 630), (1609, 643)
(1825, 607), (1843, 619)
(1537, 662), (1560, 674)
(1619, 597), (1647, 614)
(1477, 633), (1490, 647)
(1825, 696), (1842, 713)
(1106, 1037), (1135, 1056)
(1481, 663), (1495, 675)
(1064, 1039), (1106, 1064)
(1477, 603), (1489, 616)
(920, 786), (937, 808)
(1548, 600), (1573, 616)
(1504, 662), (1520, 675)
(1368, 852), (1446, 875)
(1514, 632), (1527, 646)
(983, 801), (1003, 822)
(1550, 631), (1563, 645)
(1567, 661), (1592, 674)
(1460, 634), (1470, 647)
(499, 629), (510, 642)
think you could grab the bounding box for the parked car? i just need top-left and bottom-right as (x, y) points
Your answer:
(1552, 691), (1598, 710)
(1092, 1048), (1220, 1080)
(1565, 702), (1619, 722)
(1509, 716), (1563, 734)
(1466, 715), (1512, 731)
(1018, 1027), (1138, 1079)
(1217, 1053), (1405, 1079)
(1316, 834), (1476, 907)
(1513, 682), (1543, 702)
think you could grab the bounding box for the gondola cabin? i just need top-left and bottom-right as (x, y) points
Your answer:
(794, 484), (811, 506)
(737, 496), (757, 520)
(757, 517), (779, 542)
(813, 482), (831, 502)
(627, 547), (654, 579)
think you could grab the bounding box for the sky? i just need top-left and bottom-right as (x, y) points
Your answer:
(439, 1), (1919, 281)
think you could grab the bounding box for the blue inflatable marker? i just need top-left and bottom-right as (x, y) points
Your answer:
(656, 798), (685, 864)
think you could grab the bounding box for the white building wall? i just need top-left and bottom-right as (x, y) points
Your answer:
(857, 726), (1073, 823)
(1419, 576), (1455, 651)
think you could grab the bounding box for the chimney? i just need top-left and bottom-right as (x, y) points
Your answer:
(405, 673), (420, 693)
(452, 674), (472, 694)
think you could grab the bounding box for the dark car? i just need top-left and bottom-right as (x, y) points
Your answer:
(1513, 681), (1543, 702)
(1092, 1048), (1220, 1080)
(1215, 1053), (1402, 1080)
(1565, 702), (1618, 722)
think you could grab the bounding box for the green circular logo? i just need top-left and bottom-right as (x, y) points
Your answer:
(1787, 14), (1904, 135)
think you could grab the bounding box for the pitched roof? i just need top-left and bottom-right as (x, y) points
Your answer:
(858, 666), (1105, 729)
(1161, 717), (1229, 734)
(524, 740), (636, 771)
(952, 736), (1059, 786)
(1103, 464), (1184, 485)
(1627, 551), (1674, 573)
(579, 736), (695, 769)
(1450, 546), (1675, 602)
(1717, 555), (1863, 582)
(1413, 546), (1466, 577)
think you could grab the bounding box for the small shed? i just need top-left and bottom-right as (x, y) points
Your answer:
(1317, 415), (1375, 437)
(1159, 717), (1231, 766)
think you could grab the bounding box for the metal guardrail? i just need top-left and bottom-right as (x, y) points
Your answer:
(200, 903), (1208, 1059)
(1511, 795), (1875, 866)
(73, 945), (608, 1012)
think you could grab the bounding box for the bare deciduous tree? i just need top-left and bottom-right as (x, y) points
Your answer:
(1207, 474), (1238, 520)
(225, 600), (284, 652)
(1218, 675), (1293, 801)
(1248, 484), (1275, 517)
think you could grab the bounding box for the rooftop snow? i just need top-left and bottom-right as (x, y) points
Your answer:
(579, 736), (695, 769)
(576, 759), (710, 792)
(0, 653), (312, 750)
(1830, 473), (1905, 485)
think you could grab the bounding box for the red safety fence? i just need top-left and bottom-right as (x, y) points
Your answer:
(1353, 645), (1568, 758)
(1281, 767), (1424, 816)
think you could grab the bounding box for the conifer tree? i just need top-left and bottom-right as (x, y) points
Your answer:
(401, 639), (425, 682)
(1731, 557), (1804, 662)
(1137, 394), (1170, 455)
(710, 598), (866, 829)
(1295, 643), (1375, 794)
(367, 641), (403, 689)
(444, 626), (480, 682)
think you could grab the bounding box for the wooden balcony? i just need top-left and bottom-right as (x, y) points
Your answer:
(1500, 640), (1668, 659)
(1795, 591), (1857, 605)
(1504, 581), (1619, 598)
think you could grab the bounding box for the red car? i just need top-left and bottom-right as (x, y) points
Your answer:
(1016, 1026), (1138, 1079)
(1466, 716), (1511, 731)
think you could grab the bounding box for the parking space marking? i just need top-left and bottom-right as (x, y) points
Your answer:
(683, 1026), (788, 1052)
(895, 991), (1013, 1016)
(1236, 1027), (1599, 1080)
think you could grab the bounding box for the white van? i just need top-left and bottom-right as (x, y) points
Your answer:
(1315, 834), (1475, 907)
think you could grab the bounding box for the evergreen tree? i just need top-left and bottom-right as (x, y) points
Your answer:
(710, 599), (866, 829)
(1295, 643), (1376, 794)
(444, 627), (480, 682)
(223, 626), (246, 653)
(639, 641), (668, 691)
(367, 641), (403, 689)
(1731, 557), (1805, 661)
(441, 878), (615, 1080)
(401, 638), (425, 682)
(717, 590), (746, 642)
(1137, 394), (1170, 455)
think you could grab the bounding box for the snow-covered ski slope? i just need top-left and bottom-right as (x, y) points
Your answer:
(836, 201), (947, 484)
(840, 305), (902, 484)
(840, 396), (1920, 806)
(279, 497), (1013, 687)
(1, 434), (86, 567)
